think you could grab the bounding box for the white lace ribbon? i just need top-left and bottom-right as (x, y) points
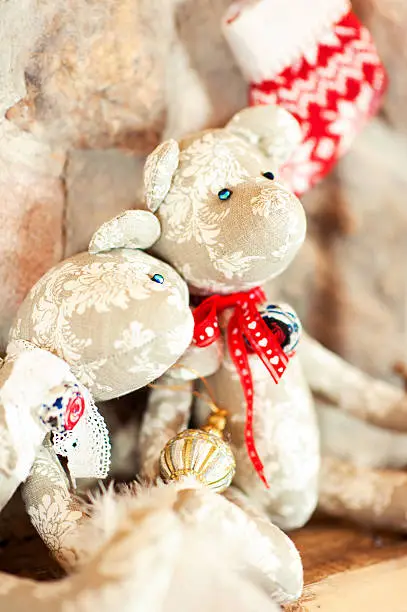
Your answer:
(52, 384), (111, 479)
(222, 0), (350, 82)
(6, 340), (111, 480)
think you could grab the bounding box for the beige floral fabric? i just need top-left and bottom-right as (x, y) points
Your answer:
(88, 210), (161, 254)
(139, 106), (407, 534)
(226, 105), (302, 169)
(195, 330), (320, 531)
(3, 214), (195, 563)
(139, 376), (194, 479)
(298, 333), (407, 432)
(22, 438), (86, 570)
(144, 139), (180, 212)
(296, 334), (407, 532)
(148, 106), (306, 294)
(10, 248), (193, 401)
(317, 403), (407, 470)
(138, 107), (317, 530)
(319, 456), (407, 532)
(139, 341), (224, 477)
(140, 319), (319, 531)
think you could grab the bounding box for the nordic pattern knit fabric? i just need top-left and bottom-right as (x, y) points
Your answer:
(223, 2), (387, 195)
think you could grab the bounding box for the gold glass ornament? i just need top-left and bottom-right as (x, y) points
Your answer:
(159, 409), (236, 493)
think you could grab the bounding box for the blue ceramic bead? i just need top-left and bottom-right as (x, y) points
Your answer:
(218, 188), (232, 200)
(261, 304), (302, 354)
(151, 273), (164, 284)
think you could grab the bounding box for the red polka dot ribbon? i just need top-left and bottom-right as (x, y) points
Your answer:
(193, 287), (289, 487)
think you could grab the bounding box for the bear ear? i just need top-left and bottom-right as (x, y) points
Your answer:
(144, 139), (180, 212)
(88, 210), (161, 254)
(226, 105), (302, 168)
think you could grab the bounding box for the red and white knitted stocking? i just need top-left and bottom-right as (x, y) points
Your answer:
(222, 0), (387, 195)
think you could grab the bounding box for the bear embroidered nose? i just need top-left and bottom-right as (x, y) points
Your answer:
(262, 171), (275, 180)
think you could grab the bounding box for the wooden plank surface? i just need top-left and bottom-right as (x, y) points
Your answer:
(286, 516), (407, 611)
(294, 557), (407, 612)
(2, 492), (407, 608)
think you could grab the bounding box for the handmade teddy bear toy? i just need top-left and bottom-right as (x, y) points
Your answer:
(0, 209), (194, 526)
(134, 103), (407, 533)
(133, 104), (320, 531)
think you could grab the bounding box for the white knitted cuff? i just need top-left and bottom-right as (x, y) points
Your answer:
(222, 0), (350, 83)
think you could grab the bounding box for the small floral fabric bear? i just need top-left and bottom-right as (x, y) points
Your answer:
(10, 210), (192, 401)
(0, 210), (194, 552)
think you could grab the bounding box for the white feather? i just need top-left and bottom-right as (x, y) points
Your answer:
(68, 481), (283, 611)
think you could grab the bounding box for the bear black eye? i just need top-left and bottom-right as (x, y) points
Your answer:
(218, 188), (232, 201)
(151, 273), (164, 284)
(262, 171), (275, 181)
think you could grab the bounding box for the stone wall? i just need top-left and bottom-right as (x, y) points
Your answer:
(0, 0), (405, 384)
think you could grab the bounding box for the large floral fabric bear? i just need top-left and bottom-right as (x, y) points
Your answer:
(136, 104), (407, 533)
(136, 105), (319, 530)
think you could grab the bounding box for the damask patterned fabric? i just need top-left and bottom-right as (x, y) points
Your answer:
(144, 140), (180, 212)
(141, 318), (319, 531)
(150, 107), (306, 295)
(22, 438), (87, 570)
(297, 334), (407, 532)
(139, 341), (224, 477)
(0, 206), (199, 571)
(88, 209), (162, 254)
(139, 107), (407, 534)
(198, 343), (320, 531)
(319, 456), (407, 532)
(10, 249), (193, 401)
(138, 106), (319, 530)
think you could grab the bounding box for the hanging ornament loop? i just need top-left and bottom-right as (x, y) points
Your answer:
(193, 287), (291, 487)
(149, 363), (222, 420)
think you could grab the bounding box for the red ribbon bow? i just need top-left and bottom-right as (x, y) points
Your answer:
(193, 287), (289, 487)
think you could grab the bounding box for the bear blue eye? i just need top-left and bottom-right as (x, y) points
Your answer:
(218, 188), (232, 201)
(151, 273), (164, 284)
(262, 171), (275, 180)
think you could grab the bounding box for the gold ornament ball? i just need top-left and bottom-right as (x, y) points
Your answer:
(159, 428), (236, 493)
